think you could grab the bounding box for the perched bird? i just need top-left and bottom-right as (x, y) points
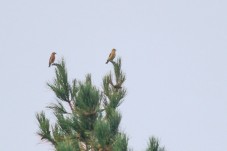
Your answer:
(49, 52), (56, 67)
(106, 48), (116, 64)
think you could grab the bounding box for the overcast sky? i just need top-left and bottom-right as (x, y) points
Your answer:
(0, 0), (227, 151)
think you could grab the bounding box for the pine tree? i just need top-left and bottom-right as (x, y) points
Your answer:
(146, 137), (166, 151)
(36, 57), (165, 151)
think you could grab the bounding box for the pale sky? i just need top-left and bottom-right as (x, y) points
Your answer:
(0, 0), (227, 151)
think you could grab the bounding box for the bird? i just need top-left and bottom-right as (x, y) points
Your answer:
(106, 48), (116, 64)
(49, 52), (56, 67)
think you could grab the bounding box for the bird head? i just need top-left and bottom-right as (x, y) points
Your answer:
(52, 52), (57, 55)
(112, 48), (116, 52)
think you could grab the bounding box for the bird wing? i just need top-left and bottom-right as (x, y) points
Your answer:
(109, 51), (114, 60)
(49, 54), (55, 64)
(49, 55), (52, 64)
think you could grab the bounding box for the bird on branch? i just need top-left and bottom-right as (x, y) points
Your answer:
(106, 48), (116, 64)
(48, 52), (56, 67)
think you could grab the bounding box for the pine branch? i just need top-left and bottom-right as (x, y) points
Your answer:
(112, 133), (129, 151)
(54, 113), (74, 135)
(37, 56), (166, 151)
(47, 101), (69, 114)
(76, 75), (101, 113)
(109, 74), (122, 89)
(94, 120), (111, 149)
(56, 137), (80, 151)
(108, 58), (126, 90)
(70, 79), (79, 106)
(36, 111), (56, 145)
(107, 110), (121, 136)
(103, 74), (111, 96)
(47, 58), (74, 113)
(146, 137), (166, 151)
(52, 63), (61, 67)
(111, 58), (126, 85)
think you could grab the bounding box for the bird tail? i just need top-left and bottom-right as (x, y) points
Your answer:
(49, 63), (51, 67)
(106, 60), (109, 64)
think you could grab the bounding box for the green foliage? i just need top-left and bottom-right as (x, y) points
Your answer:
(146, 137), (166, 151)
(36, 57), (130, 151)
(56, 139), (80, 151)
(36, 111), (56, 145)
(36, 57), (166, 151)
(94, 120), (111, 148)
(76, 75), (100, 113)
(113, 58), (126, 85)
(47, 101), (68, 114)
(47, 59), (70, 103)
(106, 109), (121, 137)
(112, 133), (129, 151)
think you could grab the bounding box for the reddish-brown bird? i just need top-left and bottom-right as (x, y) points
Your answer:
(49, 52), (56, 67)
(106, 48), (116, 64)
